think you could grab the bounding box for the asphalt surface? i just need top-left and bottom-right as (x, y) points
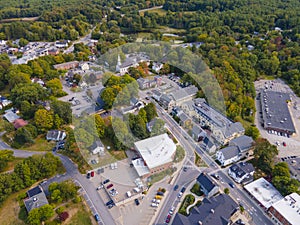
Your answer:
(151, 102), (274, 225)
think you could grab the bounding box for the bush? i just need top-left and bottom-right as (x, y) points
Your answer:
(190, 183), (203, 196)
(56, 206), (65, 214)
(59, 212), (69, 222)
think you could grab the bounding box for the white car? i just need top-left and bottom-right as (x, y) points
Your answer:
(151, 203), (158, 207)
(152, 199), (156, 203)
(169, 206), (175, 215)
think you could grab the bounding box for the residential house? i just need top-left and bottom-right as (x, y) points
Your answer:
(3, 111), (20, 123)
(116, 53), (150, 75)
(151, 89), (162, 101)
(173, 194), (239, 225)
(154, 76), (163, 86)
(13, 119), (28, 129)
(216, 135), (254, 166)
(146, 118), (157, 132)
(202, 137), (217, 154)
(228, 162), (255, 184)
(191, 124), (206, 142)
(24, 186), (49, 212)
(48, 48), (59, 56)
(137, 78), (157, 90)
(55, 40), (69, 48)
(196, 173), (219, 198)
(88, 140), (105, 155)
(46, 130), (66, 141)
(159, 94), (174, 111)
(152, 62), (163, 73)
(79, 62), (89, 71)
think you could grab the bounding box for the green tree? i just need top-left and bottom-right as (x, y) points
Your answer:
(0, 150), (14, 172)
(245, 126), (260, 140)
(34, 109), (54, 132)
(94, 114), (105, 138)
(46, 78), (64, 97)
(144, 103), (157, 122)
(224, 188), (230, 194)
(253, 138), (278, 173)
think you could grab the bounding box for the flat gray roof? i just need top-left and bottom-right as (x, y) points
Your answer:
(260, 90), (295, 133)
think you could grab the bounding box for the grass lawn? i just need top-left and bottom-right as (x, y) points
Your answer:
(194, 151), (207, 167)
(178, 194), (195, 216)
(23, 135), (55, 151)
(65, 203), (93, 225)
(100, 137), (127, 161)
(1, 157), (23, 173)
(140, 8), (167, 16)
(0, 190), (26, 225)
(174, 145), (185, 163)
(149, 167), (176, 184)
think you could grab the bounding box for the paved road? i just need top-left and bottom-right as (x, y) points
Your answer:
(53, 152), (116, 225)
(0, 139), (45, 157)
(151, 102), (274, 225)
(138, 5), (163, 13)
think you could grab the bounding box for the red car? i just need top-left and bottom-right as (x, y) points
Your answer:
(91, 171), (95, 177)
(107, 184), (113, 189)
(283, 142), (287, 147)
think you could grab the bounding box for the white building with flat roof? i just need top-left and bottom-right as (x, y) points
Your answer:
(244, 178), (283, 209)
(269, 193), (300, 225)
(132, 133), (176, 178)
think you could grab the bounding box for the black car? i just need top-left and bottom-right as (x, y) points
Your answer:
(102, 179), (110, 184)
(86, 172), (91, 179)
(181, 187), (186, 193)
(229, 182), (235, 188)
(174, 185), (179, 191)
(134, 198), (140, 206)
(106, 200), (114, 206)
(157, 191), (164, 196)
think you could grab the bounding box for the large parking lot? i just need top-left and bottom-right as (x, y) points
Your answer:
(254, 79), (300, 158)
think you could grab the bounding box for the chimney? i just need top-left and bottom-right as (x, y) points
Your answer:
(198, 222), (202, 225)
(210, 209), (215, 214)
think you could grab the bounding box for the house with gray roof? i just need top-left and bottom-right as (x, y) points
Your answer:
(88, 140), (105, 155)
(3, 111), (20, 123)
(216, 135), (254, 166)
(24, 186), (49, 212)
(228, 162), (255, 184)
(173, 194), (239, 225)
(46, 130), (66, 141)
(191, 124), (207, 142)
(196, 173), (219, 198)
(202, 137), (217, 154)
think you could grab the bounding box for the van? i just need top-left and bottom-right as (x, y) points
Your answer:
(126, 191), (132, 198)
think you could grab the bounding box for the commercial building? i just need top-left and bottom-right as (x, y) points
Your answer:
(132, 133), (176, 178)
(268, 193), (300, 225)
(173, 194), (239, 225)
(260, 90), (296, 136)
(244, 178), (283, 210)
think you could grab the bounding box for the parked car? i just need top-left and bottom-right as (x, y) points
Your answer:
(180, 187), (186, 193)
(283, 142), (287, 147)
(157, 191), (164, 196)
(107, 184), (113, 189)
(151, 202), (158, 207)
(86, 172), (91, 179)
(106, 200), (114, 206)
(102, 179), (110, 184)
(134, 198), (140, 206)
(174, 184), (179, 191)
(91, 171), (95, 177)
(94, 214), (100, 222)
(96, 185), (103, 190)
(211, 173), (220, 180)
(169, 207), (175, 215)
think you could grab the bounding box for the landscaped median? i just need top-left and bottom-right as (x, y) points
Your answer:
(178, 194), (195, 216)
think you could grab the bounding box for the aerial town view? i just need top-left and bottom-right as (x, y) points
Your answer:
(0, 1), (300, 225)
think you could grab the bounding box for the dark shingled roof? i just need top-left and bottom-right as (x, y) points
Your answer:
(219, 146), (240, 160)
(27, 186), (42, 197)
(173, 194), (239, 225)
(196, 173), (216, 193)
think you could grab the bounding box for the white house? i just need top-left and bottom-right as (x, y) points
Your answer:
(88, 141), (105, 154)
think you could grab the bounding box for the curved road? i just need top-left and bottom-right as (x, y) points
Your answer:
(0, 139), (115, 225)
